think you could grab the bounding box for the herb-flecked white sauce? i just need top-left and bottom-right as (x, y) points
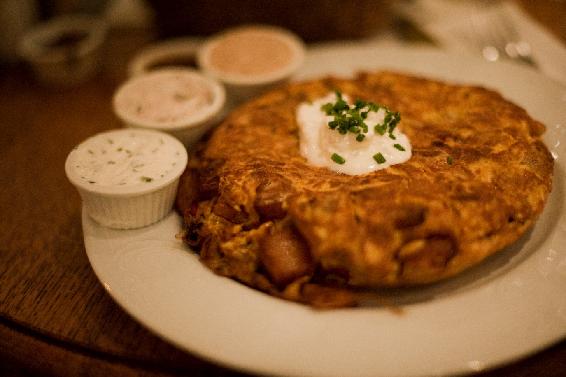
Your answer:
(71, 131), (183, 186)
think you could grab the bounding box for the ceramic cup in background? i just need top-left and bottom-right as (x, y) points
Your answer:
(127, 37), (202, 77)
(18, 14), (108, 87)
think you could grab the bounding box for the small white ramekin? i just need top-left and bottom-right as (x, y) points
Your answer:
(197, 25), (305, 106)
(127, 37), (202, 77)
(18, 14), (107, 87)
(112, 68), (225, 147)
(65, 128), (188, 229)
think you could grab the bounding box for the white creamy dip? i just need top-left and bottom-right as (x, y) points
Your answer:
(296, 93), (412, 175)
(68, 129), (186, 188)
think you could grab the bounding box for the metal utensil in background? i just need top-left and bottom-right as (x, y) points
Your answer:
(469, 1), (538, 67)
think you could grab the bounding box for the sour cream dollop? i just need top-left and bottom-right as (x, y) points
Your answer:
(297, 93), (412, 175)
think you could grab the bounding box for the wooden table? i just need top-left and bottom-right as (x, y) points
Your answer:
(1, 3), (566, 376)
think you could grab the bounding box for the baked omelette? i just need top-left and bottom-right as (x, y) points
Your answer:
(176, 71), (554, 308)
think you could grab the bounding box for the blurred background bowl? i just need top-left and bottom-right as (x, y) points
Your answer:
(18, 14), (108, 87)
(127, 37), (201, 77)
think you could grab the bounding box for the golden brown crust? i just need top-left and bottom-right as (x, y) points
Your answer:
(176, 71), (554, 307)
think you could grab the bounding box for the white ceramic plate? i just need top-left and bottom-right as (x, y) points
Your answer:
(83, 45), (566, 377)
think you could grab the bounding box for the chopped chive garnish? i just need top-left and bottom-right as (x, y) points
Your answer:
(331, 153), (346, 164)
(321, 91), (401, 143)
(373, 153), (386, 164)
(374, 124), (387, 135)
(447, 156), (454, 165)
(356, 134), (365, 142)
(374, 110), (401, 138)
(393, 144), (405, 151)
(141, 176), (153, 182)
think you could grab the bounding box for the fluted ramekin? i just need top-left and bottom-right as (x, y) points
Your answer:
(65, 128), (188, 229)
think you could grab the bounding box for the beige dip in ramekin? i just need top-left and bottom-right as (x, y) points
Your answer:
(197, 25), (305, 105)
(113, 68), (225, 147)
